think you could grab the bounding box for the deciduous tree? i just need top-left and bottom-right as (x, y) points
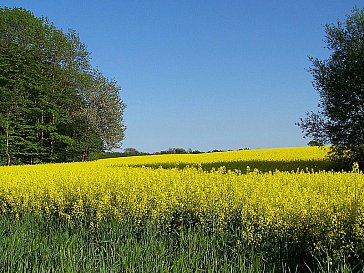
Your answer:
(298, 7), (364, 167)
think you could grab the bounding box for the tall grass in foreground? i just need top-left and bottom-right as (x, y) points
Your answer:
(0, 215), (259, 273)
(0, 215), (363, 273)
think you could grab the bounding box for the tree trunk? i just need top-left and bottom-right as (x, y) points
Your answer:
(5, 125), (10, 166)
(49, 113), (55, 159)
(41, 112), (44, 140)
(82, 146), (88, 162)
(50, 140), (55, 158)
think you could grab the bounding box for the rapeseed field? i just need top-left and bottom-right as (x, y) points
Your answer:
(0, 146), (363, 272)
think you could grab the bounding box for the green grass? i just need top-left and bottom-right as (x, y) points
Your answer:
(0, 215), (362, 273)
(0, 215), (263, 273)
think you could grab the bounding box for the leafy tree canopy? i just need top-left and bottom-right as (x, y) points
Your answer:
(299, 7), (364, 168)
(0, 7), (125, 165)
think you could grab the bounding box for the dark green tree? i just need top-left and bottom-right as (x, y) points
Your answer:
(0, 40), (51, 165)
(298, 7), (364, 167)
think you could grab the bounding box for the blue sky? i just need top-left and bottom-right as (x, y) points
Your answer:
(1, 1), (363, 152)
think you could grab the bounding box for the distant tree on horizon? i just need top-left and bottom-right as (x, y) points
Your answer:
(307, 140), (322, 147)
(155, 147), (203, 155)
(124, 148), (142, 156)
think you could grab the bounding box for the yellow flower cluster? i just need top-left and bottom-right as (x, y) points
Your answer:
(0, 146), (362, 252)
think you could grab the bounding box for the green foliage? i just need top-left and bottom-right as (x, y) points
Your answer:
(158, 147), (189, 154)
(0, 7), (125, 165)
(308, 140), (322, 147)
(0, 215), (363, 273)
(299, 7), (364, 168)
(155, 147), (203, 155)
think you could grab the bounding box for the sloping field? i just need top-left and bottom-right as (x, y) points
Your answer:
(100, 146), (329, 165)
(100, 146), (332, 172)
(0, 146), (363, 271)
(0, 146), (361, 234)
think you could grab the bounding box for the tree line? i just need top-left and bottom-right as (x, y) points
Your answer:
(93, 147), (254, 160)
(0, 7), (125, 165)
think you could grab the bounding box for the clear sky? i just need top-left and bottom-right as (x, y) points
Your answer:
(1, 1), (363, 153)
